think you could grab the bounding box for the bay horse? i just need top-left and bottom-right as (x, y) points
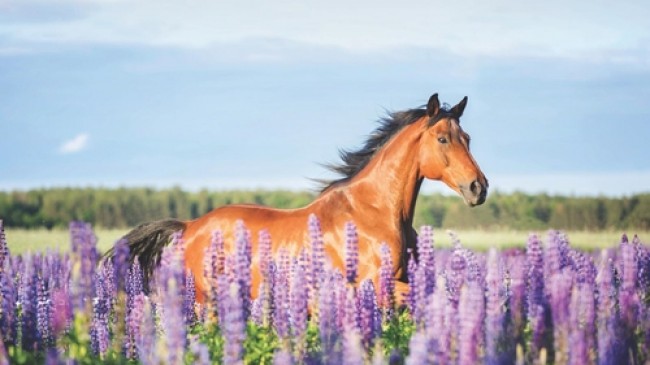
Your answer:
(117, 93), (488, 302)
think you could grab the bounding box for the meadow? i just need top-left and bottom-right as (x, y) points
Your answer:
(1, 219), (649, 364)
(3, 227), (643, 255)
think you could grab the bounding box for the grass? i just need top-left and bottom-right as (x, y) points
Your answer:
(4, 227), (646, 255)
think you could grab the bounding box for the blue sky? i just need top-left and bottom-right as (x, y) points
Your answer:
(1, 0), (649, 196)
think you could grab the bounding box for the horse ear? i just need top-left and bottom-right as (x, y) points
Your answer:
(426, 93), (440, 117)
(451, 96), (468, 118)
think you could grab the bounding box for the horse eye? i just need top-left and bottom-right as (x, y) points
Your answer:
(437, 137), (448, 144)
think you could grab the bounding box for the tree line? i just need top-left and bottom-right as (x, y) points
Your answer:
(0, 187), (648, 231)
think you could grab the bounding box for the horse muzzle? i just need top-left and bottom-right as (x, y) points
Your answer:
(460, 179), (488, 207)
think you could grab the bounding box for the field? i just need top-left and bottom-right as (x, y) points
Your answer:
(1, 221), (649, 364)
(4, 227), (644, 255)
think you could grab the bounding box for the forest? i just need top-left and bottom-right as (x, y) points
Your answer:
(0, 187), (648, 231)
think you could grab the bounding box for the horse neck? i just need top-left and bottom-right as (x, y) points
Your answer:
(346, 121), (425, 227)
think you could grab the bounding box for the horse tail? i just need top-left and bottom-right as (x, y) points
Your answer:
(105, 219), (186, 288)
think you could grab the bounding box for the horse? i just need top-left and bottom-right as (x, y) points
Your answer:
(115, 92), (488, 303)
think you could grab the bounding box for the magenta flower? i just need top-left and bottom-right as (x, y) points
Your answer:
(379, 243), (395, 317)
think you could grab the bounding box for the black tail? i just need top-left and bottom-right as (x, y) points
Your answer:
(104, 219), (186, 288)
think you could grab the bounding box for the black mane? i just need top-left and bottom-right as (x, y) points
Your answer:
(317, 104), (461, 193)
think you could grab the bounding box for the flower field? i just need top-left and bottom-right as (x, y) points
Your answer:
(0, 217), (649, 364)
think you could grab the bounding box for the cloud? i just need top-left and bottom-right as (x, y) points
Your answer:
(1, 0), (648, 64)
(58, 133), (89, 154)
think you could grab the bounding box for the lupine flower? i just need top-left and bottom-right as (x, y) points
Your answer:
(90, 268), (111, 357)
(341, 329), (365, 365)
(111, 239), (130, 292)
(274, 250), (291, 340)
(0, 219), (8, 272)
(223, 282), (246, 365)
(184, 270), (197, 326)
(320, 271), (341, 364)
(418, 226), (436, 295)
(290, 257), (309, 359)
(124, 292), (147, 360)
(359, 279), (381, 349)
(0, 258), (17, 345)
(69, 221), (99, 311)
(485, 248), (512, 365)
(203, 230), (224, 322)
(36, 276), (53, 348)
(447, 242), (467, 306)
(345, 221), (359, 285)
(137, 298), (157, 365)
(379, 243), (395, 315)
(18, 258), (39, 351)
(406, 330), (431, 365)
(309, 214), (326, 318)
(234, 221), (252, 322)
(273, 347), (295, 365)
(458, 281), (485, 365)
(595, 249), (624, 365)
(189, 334), (211, 365)
(526, 234), (546, 357)
(569, 280), (596, 365)
(426, 276), (451, 365)
(0, 336), (9, 365)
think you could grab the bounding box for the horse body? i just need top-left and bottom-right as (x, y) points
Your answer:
(116, 93), (488, 303)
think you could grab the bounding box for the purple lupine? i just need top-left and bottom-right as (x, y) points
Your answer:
(273, 249), (291, 340)
(124, 293), (147, 360)
(258, 229), (273, 326)
(379, 243), (395, 317)
(548, 268), (574, 365)
(203, 230), (224, 323)
(418, 226), (436, 296)
(0, 219), (8, 272)
(457, 281), (485, 365)
(0, 335), (8, 365)
(526, 234), (546, 359)
(319, 271), (341, 364)
(618, 234), (640, 362)
(273, 347), (295, 365)
(90, 269), (111, 357)
(569, 280), (596, 365)
(345, 221), (359, 285)
(596, 249), (624, 365)
(545, 230), (570, 278)
(184, 270), (197, 325)
(0, 257), (16, 346)
(223, 282), (246, 365)
(189, 334), (211, 365)
(290, 257), (309, 360)
(136, 298), (157, 365)
(446, 242), (467, 306)
(234, 220), (252, 321)
(69, 221), (99, 311)
(411, 264), (427, 326)
(485, 248), (513, 365)
(18, 257), (39, 351)
(111, 239), (130, 293)
(309, 214), (326, 318)
(504, 250), (527, 344)
(407, 250), (417, 315)
(341, 329), (365, 365)
(160, 271), (187, 364)
(423, 277), (445, 364)
(36, 276), (53, 348)
(359, 279), (381, 350)
(406, 330), (431, 365)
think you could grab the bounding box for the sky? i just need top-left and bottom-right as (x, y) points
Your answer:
(1, 0), (649, 197)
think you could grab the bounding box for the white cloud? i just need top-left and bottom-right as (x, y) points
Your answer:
(1, 0), (648, 63)
(58, 133), (89, 154)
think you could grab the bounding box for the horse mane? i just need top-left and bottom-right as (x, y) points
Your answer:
(317, 103), (460, 193)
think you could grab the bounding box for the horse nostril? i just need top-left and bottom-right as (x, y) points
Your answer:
(470, 180), (482, 195)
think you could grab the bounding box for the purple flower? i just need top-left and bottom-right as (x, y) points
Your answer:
(341, 329), (365, 365)
(161, 274), (187, 364)
(359, 279), (381, 349)
(569, 281), (596, 365)
(124, 293), (147, 360)
(405, 330), (430, 365)
(203, 230), (224, 322)
(345, 221), (359, 285)
(69, 221), (99, 311)
(526, 234), (546, 355)
(223, 282), (246, 365)
(417, 226), (436, 296)
(273, 250), (291, 339)
(425, 277), (449, 364)
(111, 238), (130, 293)
(547, 268), (573, 364)
(485, 248), (513, 365)
(309, 214), (325, 316)
(596, 249), (624, 365)
(290, 257), (309, 360)
(136, 298), (157, 365)
(458, 281), (485, 365)
(0, 219), (9, 272)
(0, 258), (17, 345)
(184, 270), (197, 326)
(18, 257), (39, 351)
(273, 347), (295, 365)
(36, 276), (53, 348)
(234, 220), (252, 321)
(90, 268), (111, 357)
(319, 271), (341, 364)
(379, 243), (395, 317)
